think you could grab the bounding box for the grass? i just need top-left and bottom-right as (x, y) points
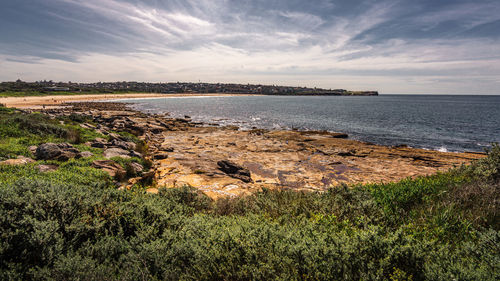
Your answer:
(0, 107), (498, 280)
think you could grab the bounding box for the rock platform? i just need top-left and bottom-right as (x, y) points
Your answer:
(41, 102), (484, 199)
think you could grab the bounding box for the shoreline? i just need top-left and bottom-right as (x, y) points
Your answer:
(0, 92), (263, 108)
(3, 93), (488, 154)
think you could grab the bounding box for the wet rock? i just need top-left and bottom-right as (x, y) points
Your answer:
(331, 133), (349, 139)
(36, 164), (59, 172)
(92, 160), (126, 180)
(103, 148), (131, 159)
(217, 160), (252, 183)
(36, 143), (80, 161)
(79, 151), (94, 158)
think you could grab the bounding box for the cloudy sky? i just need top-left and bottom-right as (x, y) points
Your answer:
(1, 0), (499, 94)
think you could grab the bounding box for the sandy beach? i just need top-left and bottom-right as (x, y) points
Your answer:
(0, 93), (258, 108)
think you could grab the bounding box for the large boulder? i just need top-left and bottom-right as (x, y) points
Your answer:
(35, 143), (80, 161)
(217, 160), (252, 183)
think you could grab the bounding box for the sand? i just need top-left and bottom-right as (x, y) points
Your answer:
(0, 93), (259, 108)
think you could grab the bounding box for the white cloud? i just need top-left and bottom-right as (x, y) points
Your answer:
(2, 0), (500, 94)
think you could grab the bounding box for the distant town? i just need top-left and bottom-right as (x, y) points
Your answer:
(0, 80), (378, 96)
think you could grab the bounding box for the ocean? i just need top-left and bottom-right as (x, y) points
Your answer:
(116, 95), (500, 153)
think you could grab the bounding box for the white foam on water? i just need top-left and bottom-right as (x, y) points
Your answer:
(437, 146), (448, 152)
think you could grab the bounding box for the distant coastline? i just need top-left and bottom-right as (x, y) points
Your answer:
(0, 80), (378, 97)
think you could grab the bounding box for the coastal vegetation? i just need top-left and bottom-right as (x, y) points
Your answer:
(0, 80), (377, 97)
(0, 106), (498, 280)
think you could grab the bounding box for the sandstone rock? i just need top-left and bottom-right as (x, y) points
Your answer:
(217, 160), (252, 183)
(79, 123), (95, 129)
(110, 139), (136, 150)
(91, 138), (108, 148)
(36, 143), (80, 161)
(129, 151), (143, 159)
(150, 125), (165, 134)
(128, 162), (144, 174)
(79, 151), (94, 158)
(36, 164), (59, 172)
(108, 132), (122, 140)
(337, 150), (356, 157)
(92, 160), (126, 179)
(104, 148), (131, 159)
(146, 188), (159, 194)
(128, 177), (142, 186)
(0, 156), (35, 166)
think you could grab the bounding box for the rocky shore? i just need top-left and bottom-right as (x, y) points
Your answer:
(37, 102), (484, 199)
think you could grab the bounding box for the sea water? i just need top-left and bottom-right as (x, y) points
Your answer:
(116, 95), (500, 152)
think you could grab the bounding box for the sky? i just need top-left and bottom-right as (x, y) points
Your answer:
(0, 0), (499, 94)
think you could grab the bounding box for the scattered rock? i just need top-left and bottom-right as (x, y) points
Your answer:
(36, 143), (80, 161)
(146, 188), (159, 194)
(217, 160), (252, 183)
(79, 151), (94, 158)
(92, 160), (126, 180)
(110, 139), (136, 150)
(153, 153), (169, 160)
(393, 144), (409, 148)
(127, 177), (142, 186)
(104, 148), (131, 159)
(79, 123), (96, 129)
(91, 138), (108, 148)
(160, 146), (174, 152)
(128, 162), (144, 174)
(36, 164), (59, 172)
(108, 133), (122, 140)
(331, 133), (349, 139)
(28, 146), (38, 154)
(129, 151), (143, 159)
(0, 156), (35, 166)
(337, 150), (356, 157)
